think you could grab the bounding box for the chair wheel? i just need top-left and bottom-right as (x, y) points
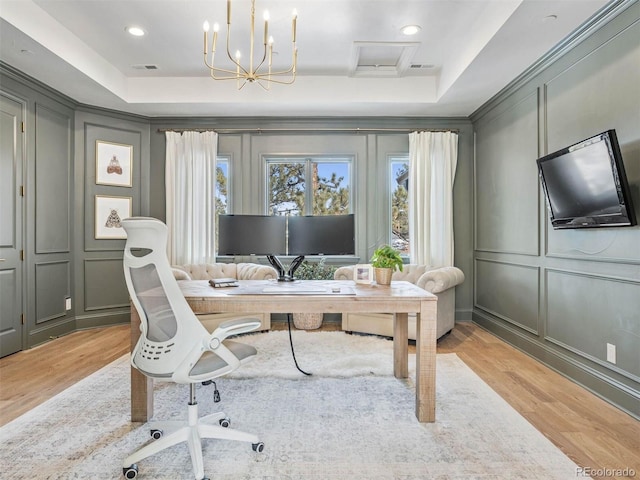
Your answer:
(123, 464), (138, 479)
(150, 429), (163, 439)
(252, 442), (265, 453)
(219, 418), (231, 428)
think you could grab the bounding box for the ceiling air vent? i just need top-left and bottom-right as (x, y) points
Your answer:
(349, 42), (419, 77)
(131, 64), (159, 70)
(410, 64), (435, 69)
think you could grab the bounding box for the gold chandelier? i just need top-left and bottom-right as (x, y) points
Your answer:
(203, 0), (298, 90)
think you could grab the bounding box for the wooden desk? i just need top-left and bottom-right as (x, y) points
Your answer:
(130, 279), (437, 423)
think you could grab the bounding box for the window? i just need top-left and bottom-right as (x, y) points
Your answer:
(390, 157), (409, 254)
(215, 157), (229, 253)
(266, 157), (351, 216)
(215, 157), (230, 215)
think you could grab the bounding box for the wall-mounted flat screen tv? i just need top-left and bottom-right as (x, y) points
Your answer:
(536, 129), (636, 229)
(288, 214), (355, 255)
(218, 215), (287, 255)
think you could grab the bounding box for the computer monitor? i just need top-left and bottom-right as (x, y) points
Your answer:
(217, 215), (287, 255)
(288, 214), (355, 255)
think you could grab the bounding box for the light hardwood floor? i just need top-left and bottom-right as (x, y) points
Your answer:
(0, 321), (638, 479)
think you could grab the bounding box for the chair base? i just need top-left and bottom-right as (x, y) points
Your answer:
(123, 402), (261, 480)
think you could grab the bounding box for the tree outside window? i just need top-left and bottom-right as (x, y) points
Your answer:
(215, 158), (229, 252)
(215, 158), (229, 216)
(267, 158), (351, 216)
(391, 158), (409, 254)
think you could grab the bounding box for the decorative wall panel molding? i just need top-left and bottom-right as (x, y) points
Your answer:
(34, 260), (70, 324)
(35, 103), (71, 254)
(84, 258), (129, 311)
(543, 19), (639, 265)
(474, 258), (540, 334)
(544, 268), (640, 380)
(474, 91), (540, 256)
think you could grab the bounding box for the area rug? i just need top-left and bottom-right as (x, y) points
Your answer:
(0, 331), (586, 479)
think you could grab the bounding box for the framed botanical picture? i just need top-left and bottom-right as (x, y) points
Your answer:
(354, 264), (374, 284)
(96, 140), (133, 187)
(95, 195), (132, 239)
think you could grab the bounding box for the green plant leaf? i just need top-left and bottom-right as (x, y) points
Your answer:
(370, 244), (404, 272)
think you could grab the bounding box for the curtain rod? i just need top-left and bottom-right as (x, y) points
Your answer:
(157, 127), (459, 134)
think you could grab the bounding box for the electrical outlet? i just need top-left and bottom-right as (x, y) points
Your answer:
(65, 297), (72, 311)
(606, 343), (616, 364)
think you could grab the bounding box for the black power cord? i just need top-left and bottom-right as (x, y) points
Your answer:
(287, 313), (312, 376)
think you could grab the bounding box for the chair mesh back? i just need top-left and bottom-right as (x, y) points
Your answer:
(130, 263), (178, 343)
(123, 217), (212, 378)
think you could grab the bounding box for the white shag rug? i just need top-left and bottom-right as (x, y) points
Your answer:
(0, 331), (588, 479)
(228, 330), (414, 378)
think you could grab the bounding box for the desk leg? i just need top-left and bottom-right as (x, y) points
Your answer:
(131, 304), (153, 423)
(416, 299), (437, 423)
(393, 312), (409, 378)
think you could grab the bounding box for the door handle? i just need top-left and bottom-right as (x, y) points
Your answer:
(0, 258), (6, 261)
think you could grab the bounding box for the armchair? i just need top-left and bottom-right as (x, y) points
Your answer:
(121, 217), (263, 480)
(334, 264), (465, 340)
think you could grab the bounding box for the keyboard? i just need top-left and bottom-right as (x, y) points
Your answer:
(261, 286), (329, 294)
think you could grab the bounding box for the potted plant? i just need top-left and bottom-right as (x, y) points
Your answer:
(370, 244), (404, 285)
(291, 258), (337, 329)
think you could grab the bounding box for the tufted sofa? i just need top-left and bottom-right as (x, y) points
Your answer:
(334, 264), (465, 340)
(171, 263), (278, 331)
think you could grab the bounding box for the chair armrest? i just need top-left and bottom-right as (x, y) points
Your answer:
(212, 318), (261, 341)
(416, 266), (465, 294)
(334, 266), (354, 280)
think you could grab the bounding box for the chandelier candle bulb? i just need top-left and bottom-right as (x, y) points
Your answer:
(212, 23), (219, 53)
(203, 21), (209, 54)
(263, 11), (269, 45)
(292, 9), (297, 43)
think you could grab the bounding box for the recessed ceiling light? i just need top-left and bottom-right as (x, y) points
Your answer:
(401, 25), (421, 36)
(126, 26), (145, 37)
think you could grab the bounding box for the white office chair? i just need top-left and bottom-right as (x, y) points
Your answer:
(121, 217), (263, 480)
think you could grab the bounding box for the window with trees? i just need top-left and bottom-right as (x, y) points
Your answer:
(215, 157), (230, 216)
(215, 157), (229, 251)
(266, 157), (351, 216)
(390, 157), (409, 254)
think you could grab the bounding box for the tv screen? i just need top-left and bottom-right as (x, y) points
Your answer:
(288, 214), (355, 255)
(536, 130), (636, 229)
(218, 215), (287, 255)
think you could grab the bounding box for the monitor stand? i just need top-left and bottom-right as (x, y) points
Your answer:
(267, 254), (305, 282)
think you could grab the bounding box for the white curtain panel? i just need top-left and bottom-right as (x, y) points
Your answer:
(165, 131), (217, 265)
(408, 131), (458, 267)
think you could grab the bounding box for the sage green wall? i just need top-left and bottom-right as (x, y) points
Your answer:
(470, 1), (639, 418)
(72, 109), (151, 331)
(0, 65), (152, 345)
(0, 68), (76, 347)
